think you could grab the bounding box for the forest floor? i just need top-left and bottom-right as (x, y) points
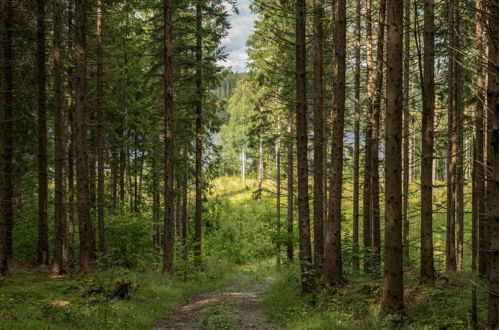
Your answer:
(153, 274), (280, 329)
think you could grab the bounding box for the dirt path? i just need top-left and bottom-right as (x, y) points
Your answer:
(153, 277), (281, 330)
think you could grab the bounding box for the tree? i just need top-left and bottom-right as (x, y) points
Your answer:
(36, 0), (49, 268)
(420, 0), (435, 282)
(295, 0), (315, 293)
(487, 0), (499, 326)
(96, 0), (106, 261)
(381, 0), (404, 314)
(312, 0), (324, 274)
(52, 0), (66, 274)
(194, 0), (203, 266)
(325, 0), (346, 284)
(0, 0), (13, 274)
(446, 0), (458, 273)
(75, 0), (94, 273)
(163, 0), (175, 273)
(352, 0), (362, 272)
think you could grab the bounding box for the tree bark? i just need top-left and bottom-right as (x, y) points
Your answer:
(194, 2), (203, 266)
(325, 0), (346, 285)
(352, 0), (361, 272)
(381, 0), (404, 314)
(296, 0), (315, 293)
(276, 117), (282, 267)
(312, 0), (324, 275)
(363, 0), (374, 272)
(36, 0), (49, 267)
(419, 0), (436, 282)
(75, 0), (94, 273)
(96, 0), (106, 261)
(52, 0), (67, 274)
(371, 0), (386, 269)
(0, 0), (13, 274)
(66, 0), (75, 271)
(476, 0), (487, 279)
(163, 0), (175, 273)
(402, 0), (411, 268)
(446, 0), (457, 273)
(487, 0), (499, 326)
(287, 111), (294, 263)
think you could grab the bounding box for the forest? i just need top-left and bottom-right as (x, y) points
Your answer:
(0, 0), (498, 328)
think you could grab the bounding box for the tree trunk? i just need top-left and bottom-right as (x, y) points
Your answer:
(312, 0), (324, 275)
(36, 0), (49, 267)
(182, 143), (188, 261)
(75, 0), (94, 273)
(194, 2), (203, 266)
(420, 0), (436, 282)
(66, 0), (75, 271)
(287, 111), (294, 263)
(352, 0), (361, 272)
(152, 137), (160, 254)
(446, 0), (457, 273)
(258, 135), (263, 204)
(381, 0), (404, 314)
(371, 0), (386, 270)
(363, 0), (374, 272)
(276, 117), (282, 267)
(487, 0), (499, 326)
(455, 3), (464, 271)
(96, 0), (106, 261)
(52, 0), (67, 274)
(0, 0), (13, 274)
(295, 0), (315, 293)
(325, 0), (346, 285)
(402, 0), (411, 267)
(476, 0), (487, 279)
(163, 0), (175, 273)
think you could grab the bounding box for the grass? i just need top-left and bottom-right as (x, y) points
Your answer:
(263, 264), (488, 329)
(0, 259), (241, 330)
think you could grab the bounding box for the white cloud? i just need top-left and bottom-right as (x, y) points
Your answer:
(219, 0), (256, 72)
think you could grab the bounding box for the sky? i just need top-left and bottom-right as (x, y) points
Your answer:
(220, 0), (256, 72)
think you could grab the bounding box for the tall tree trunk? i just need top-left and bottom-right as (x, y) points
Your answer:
(163, 0), (175, 273)
(75, 0), (94, 273)
(194, 2), (203, 265)
(352, 0), (361, 272)
(52, 0), (66, 274)
(287, 111), (294, 263)
(363, 0), (374, 272)
(455, 3), (464, 271)
(152, 136), (161, 254)
(258, 135), (263, 204)
(371, 0), (386, 269)
(402, 0), (411, 267)
(312, 0), (324, 275)
(276, 117), (282, 267)
(111, 150), (118, 212)
(295, 0), (315, 293)
(420, 0), (436, 282)
(325, 0), (346, 285)
(0, 0), (13, 274)
(96, 0), (106, 261)
(487, 0), (499, 326)
(476, 0), (487, 279)
(182, 143), (188, 261)
(37, 0), (49, 267)
(66, 0), (75, 271)
(381, 0), (404, 314)
(446, 0), (457, 273)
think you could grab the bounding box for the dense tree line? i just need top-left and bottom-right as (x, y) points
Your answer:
(241, 0), (499, 326)
(0, 0), (230, 273)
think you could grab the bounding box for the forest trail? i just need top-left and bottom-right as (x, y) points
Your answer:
(153, 275), (281, 329)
